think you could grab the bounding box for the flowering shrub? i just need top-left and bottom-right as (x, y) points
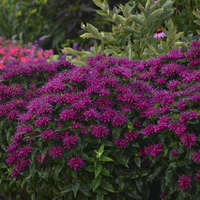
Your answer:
(4, 40), (200, 199)
(0, 37), (53, 70)
(63, 0), (186, 66)
(0, 49), (74, 198)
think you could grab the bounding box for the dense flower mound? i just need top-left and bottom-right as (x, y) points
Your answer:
(0, 52), (75, 197)
(0, 58), (75, 121)
(0, 36), (53, 70)
(6, 41), (200, 199)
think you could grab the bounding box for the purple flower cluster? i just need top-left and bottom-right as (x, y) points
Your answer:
(67, 157), (84, 171)
(0, 57), (74, 122)
(143, 144), (163, 157)
(49, 146), (64, 158)
(178, 176), (192, 190)
(3, 39), (200, 199)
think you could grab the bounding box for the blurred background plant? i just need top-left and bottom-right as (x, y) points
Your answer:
(0, 0), (130, 52)
(62, 0), (180, 65)
(62, 0), (200, 66)
(0, 0), (199, 55)
(193, 9), (200, 35)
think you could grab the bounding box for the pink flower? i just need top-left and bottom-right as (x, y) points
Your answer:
(63, 135), (77, 149)
(154, 32), (166, 39)
(144, 143), (162, 157)
(49, 146), (64, 158)
(67, 157), (84, 171)
(90, 125), (109, 138)
(41, 129), (54, 140)
(124, 131), (138, 141)
(178, 176), (192, 190)
(17, 145), (32, 158)
(114, 139), (128, 148)
(192, 150), (200, 164)
(180, 133), (196, 148)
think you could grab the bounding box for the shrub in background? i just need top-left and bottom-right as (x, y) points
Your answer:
(0, 0), (131, 52)
(5, 40), (200, 199)
(63, 0), (187, 65)
(193, 9), (200, 35)
(0, 0), (198, 52)
(173, 0), (199, 36)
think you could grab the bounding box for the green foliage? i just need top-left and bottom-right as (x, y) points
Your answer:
(63, 0), (187, 65)
(193, 9), (200, 34)
(173, 0), (199, 35)
(0, 0), (131, 52)
(0, 0), (49, 42)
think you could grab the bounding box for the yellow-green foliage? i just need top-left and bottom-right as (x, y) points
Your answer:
(63, 0), (186, 66)
(193, 9), (200, 34)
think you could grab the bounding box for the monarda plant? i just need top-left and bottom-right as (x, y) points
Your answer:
(0, 53), (74, 199)
(6, 40), (200, 199)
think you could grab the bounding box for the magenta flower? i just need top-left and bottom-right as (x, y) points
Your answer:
(114, 139), (128, 148)
(124, 131), (138, 141)
(67, 157), (84, 171)
(49, 146), (64, 158)
(90, 125), (109, 138)
(35, 116), (50, 127)
(11, 159), (30, 177)
(111, 113), (127, 127)
(178, 176), (192, 190)
(192, 150), (200, 164)
(180, 133), (196, 148)
(17, 145), (32, 158)
(144, 143), (162, 157)
(41, 129), (54, 140)
(59, 108), (76, 121)
(63, 135), (77, 149)
(174, 123), (187, 135)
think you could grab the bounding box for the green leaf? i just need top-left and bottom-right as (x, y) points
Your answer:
(128, 189), (143, 200)
(72, 182), (80, 198)
(41, 147), (48, 161)
(93, 0), (104, 10)
(79, 185), (91, 197)
(97, 144), (104, 157)
(61, 185), (72, 195)
(96, 192), (104, 200)
(127, 121), (134, 131)
(100, 156), (114, 162)
(149, 8), (164, 21)
(102, 168), (111, 177)
(134, 157), (141, 168)
(102, 181), (115, 193)
(95, 165), (103, 178)
(130, 15), (144, 25)
(81, 33), (96, 39)
(145, 0), (152, 10)
(54, 164), (63, 179)
(91, 177), (101, 191)
(31, 193), (36, 200)
(136, 180), (143, 193)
